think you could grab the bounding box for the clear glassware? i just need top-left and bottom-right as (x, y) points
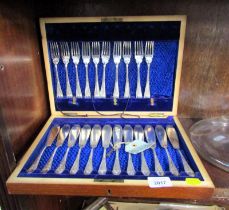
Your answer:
(190, 116), (229, 172)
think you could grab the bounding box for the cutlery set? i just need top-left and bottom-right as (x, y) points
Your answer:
(50, 41), (154, 99)
(27, 124), (194, 177)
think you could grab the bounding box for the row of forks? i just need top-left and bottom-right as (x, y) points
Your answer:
(50, 41), (154, 98)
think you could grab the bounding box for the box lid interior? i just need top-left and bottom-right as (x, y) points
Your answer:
(41, 17), (185, 115)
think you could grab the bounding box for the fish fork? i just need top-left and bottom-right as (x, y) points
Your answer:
(144, 41), (154, 98)
(60, 42), (72, 97)
(70, 42), (82, 98)
(82, 42), (91, 98)
(135, 41), (144, 98)
(113, 41), (122, 98)
(123, 41), (131, 98)
(100, 42), (110, 98)
(50, 42), (63, 98)
(92, 42), (101, 98)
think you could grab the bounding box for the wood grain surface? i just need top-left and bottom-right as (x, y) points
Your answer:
(0, 1), (49, 157)
(0, 0), (229, 209)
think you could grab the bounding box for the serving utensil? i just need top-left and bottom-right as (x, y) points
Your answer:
(123, 125), (135, 175)
(166, 125), (195, 177)
(113, 41), (122, 98)
(98, 125), (112, 175)
(100, 41), (110, 98)
(92, 42), (101, 98)
(42, 124), (70, 173)
(155, 125), (179, 176)
(60, 42), (72, 97)
(134, 125), (150, 176)
(112, 125), (123, 175)
(82, 42), (91, 98)
(144, 125), (164, 176)
(27, 125), (60, 173)
(71, 42), (82, 98)
(144, 41), (154, 98)
(70, 124), (91, 174)
(50, 42), (63, 97)
(84, 124), (102, 175)
(55, 125), (81, 174)
(135, 41), (144, 98)
(123, 41), (131, 98)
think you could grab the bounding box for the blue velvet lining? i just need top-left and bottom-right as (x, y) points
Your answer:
(45, 21), (180, 112)
(19, 117), (203, 181)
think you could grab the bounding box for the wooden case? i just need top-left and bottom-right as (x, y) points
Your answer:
(7, 16), (214, 199)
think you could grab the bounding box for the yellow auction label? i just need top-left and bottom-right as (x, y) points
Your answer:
(185, 178), (201, 185)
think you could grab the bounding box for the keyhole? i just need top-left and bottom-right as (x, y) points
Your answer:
(0, 64), (5, 71)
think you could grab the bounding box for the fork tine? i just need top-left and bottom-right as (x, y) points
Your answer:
(88, 42), (91, 56)
(70, 42), (73, 55)
(55, 42), (59, 57)
(145, 41), (148, 55)
(66, 42), (69, 55)
(77, 42), (80, 55)
(63, 42), (66, 56)
(82, 42), (84, 55)
(141, 41), (144, 55)
(50, 42), (54, 57)
(151, 41), (154, 55)
(74, 42), (76, 55)
(129, 42), (131, 55)
(60, 42), (63, 56)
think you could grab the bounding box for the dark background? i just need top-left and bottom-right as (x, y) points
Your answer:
(0, 0), (229, 209)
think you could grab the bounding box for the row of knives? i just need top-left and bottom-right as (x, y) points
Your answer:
(27, 124), (194, 177)
(50, 41), (154, 99)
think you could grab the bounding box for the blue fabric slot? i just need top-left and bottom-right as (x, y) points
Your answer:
(19, 117), (203, 181)
(46, 21), (180, 112)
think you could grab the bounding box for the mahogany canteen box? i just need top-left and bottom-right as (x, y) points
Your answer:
(7, 16), (214, 199)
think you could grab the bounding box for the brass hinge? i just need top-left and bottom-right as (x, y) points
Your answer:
(147, 113), (167, 118)
(101, 17), (123, 22)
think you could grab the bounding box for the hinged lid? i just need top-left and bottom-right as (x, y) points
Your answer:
(40, 16), (186, 117)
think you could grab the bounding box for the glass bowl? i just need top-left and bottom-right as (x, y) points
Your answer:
(190, 116), (229, 172)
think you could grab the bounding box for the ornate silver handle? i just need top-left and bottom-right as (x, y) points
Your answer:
(84, 148), (94, 175)
(55, 148), (70, 174)
(113, 63), (119, 98)
(94, 64), (100, 98)
(75, 64), (82, 98)
(98, 148), (107, 175)
(165, 148), (179, 176)
(27, 147), (46, 173)
(65, 64), (72, 97)
(141, 152), (150, 176)
(112, 150), (121, 175)
(178, 150), (195, 177)
(42, 147), (58, 173)
(152, 148), (164, 176)
(127, 153), (135, 176)
(100, 63), (106, 98)
(85, 64), (91, 98)
(55, 64), (63, 97)
(136, 63), (142, 98)
(124, 63), (130, 98)
(144, 63), (150, 98)
(70, 148), (81, 174)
